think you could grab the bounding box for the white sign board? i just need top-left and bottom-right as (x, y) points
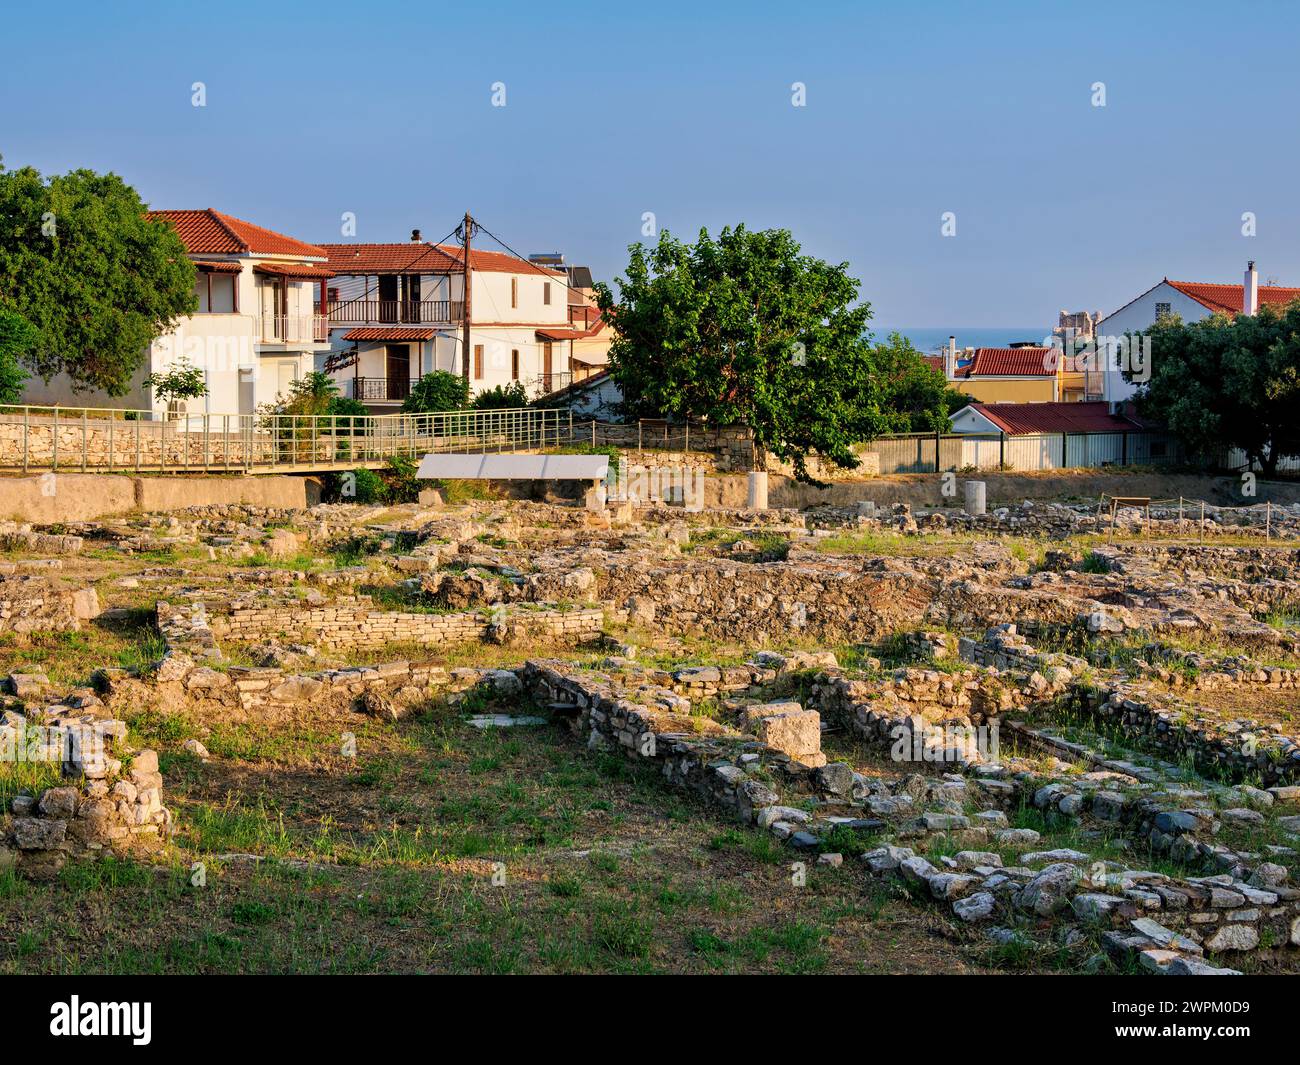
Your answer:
(416, 453), (609, 482)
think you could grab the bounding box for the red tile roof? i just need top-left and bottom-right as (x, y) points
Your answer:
(321, 242), (565, 277)
(968, 401), (1141, 435)
(1165, 280), (1300, 315)
(253, 262), (334, 279)
(919, 354), (946, 373)
(193, 260), (243, 273)
(960, 347), (1056, 377)
(148, 209), (327, 259)
(341, 327), (436, 342)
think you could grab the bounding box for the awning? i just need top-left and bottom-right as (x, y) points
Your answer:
(254, 262), (334, 279)
(571, 351), (609, 366)
(194, 260), (242, 273)
(342, 327), (436, 342)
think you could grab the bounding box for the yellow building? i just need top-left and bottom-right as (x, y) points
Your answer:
(946, 346), (1096, 404)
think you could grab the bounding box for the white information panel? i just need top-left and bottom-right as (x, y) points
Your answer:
(416, 453), (609, 482)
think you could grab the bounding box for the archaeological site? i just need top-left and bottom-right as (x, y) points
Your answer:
(3, 461), (1299, 983)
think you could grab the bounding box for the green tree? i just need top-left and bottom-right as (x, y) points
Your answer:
(869, 332), (970, 433)
(1130, 303), (1300, 476)
(0, 162), (198, 395)
(594, 225), (950, 483)
(0, 307), (35, 404)
(403, 370), (469, 414)
(144, 357), (208, 404)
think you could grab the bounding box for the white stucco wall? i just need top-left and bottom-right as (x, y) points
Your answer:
(1097, 282), (1212, 403)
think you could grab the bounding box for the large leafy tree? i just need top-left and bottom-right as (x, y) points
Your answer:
(593, 225), (950, 483)
(0, 307), (35, 404)
(0, 161), (197, 395)
(1129, 303), (1300, 476)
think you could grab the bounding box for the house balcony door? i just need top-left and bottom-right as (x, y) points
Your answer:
(386, 344), (411, 401)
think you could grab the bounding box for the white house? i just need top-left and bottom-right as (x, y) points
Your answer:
(1097, 261), (1300, 404)
(20, 209), (331, 418)
(318, 233), (606, 409)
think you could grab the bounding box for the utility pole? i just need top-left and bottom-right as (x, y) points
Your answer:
(460, 211), (474, 383)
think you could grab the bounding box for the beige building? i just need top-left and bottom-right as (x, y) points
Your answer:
(20, 209), (331, 417)
(319, 235), (606, 408)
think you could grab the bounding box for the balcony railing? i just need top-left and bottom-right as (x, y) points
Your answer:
(318, 299), (462, 326)
(529, 371), (575, 396)
(257, 313), (328, 343)
(351, 376), (419, 402)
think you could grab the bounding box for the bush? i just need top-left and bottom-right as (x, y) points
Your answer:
(378, 455), (420, 503)
(472, 381), (528, 409)
(403, 371), (469, 414)
(323, 467), (386, 504)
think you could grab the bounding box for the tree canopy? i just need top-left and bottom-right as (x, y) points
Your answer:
(0, 307), (35, 404)
(0, 161), (197, 395)
(593, 225), (954, 483)
(1129, 303), (1300, 476)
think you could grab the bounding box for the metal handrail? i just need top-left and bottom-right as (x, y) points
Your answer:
(0, 404), (577, 473)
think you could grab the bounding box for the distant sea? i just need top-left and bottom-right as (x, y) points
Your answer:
(873, 326), (1052, 354)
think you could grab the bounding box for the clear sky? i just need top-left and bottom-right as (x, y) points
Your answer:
(2, 0), (1296, 329)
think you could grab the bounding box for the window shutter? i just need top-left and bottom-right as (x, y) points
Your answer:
(474, 344), (484, 379)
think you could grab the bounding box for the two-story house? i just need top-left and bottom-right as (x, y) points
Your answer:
(318, 233), (584, 408)
(20, 208), (332, 417)
(1098, 261), (1300, 405)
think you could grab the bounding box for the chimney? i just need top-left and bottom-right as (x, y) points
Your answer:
(1244, 260), (1258, 316)
(945, 336), (957, 379)
(411, 228), (422, 243)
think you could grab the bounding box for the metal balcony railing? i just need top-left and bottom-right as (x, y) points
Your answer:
(257, 313), (329, 343)
(352, 377), (419, 402)
(317, 299), (462, 326)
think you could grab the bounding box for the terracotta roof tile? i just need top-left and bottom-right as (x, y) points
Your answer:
(964, 347), (1056, 377)
(321, 242), (565, 276)
(1165, 280), (1300, 316)
(148, 209), (327, 259)
(341, 327), (436, 342)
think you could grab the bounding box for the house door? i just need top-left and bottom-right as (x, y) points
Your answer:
(385, 344), (411, 400)
(542, 341), (553, 385)
(261, 279), (283, 338)
(402, 274), (421, 322)
(378, 275), (399, 323)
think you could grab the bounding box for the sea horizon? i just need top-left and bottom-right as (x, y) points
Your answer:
(872, 326), (1052, 355)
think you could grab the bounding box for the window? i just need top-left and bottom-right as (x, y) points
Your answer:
(474, 344), (484, 379)
(193, 271), (236, 313)
(511, 277), (517, 309)
(511, 349), (519, 380)
(543, 281), (551, 306)
(1155, 302), (1171, 321)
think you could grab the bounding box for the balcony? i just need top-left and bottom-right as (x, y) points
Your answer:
(529, 371), (575, 396)
(318, 299), (463, 326)
(257, 313), (329, 344)
(351, 376), (419, 403)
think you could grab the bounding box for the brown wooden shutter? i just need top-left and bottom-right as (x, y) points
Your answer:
(511, 277), (517, 309)
(474, 344), (484, 379)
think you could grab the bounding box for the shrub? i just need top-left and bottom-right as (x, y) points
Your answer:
(472, 381), (528, 409)
(403, 371), (469, 414)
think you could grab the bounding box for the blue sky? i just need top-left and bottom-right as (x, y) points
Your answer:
(2, 0), (1296, 329)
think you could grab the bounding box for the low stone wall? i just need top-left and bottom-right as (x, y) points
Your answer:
(211, 600), (605, 650)
(0, 575), (95, 635)
(0, 472), (313, 523)
(1, 713), (170, 879)
(1070, 684), (1300, 787)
